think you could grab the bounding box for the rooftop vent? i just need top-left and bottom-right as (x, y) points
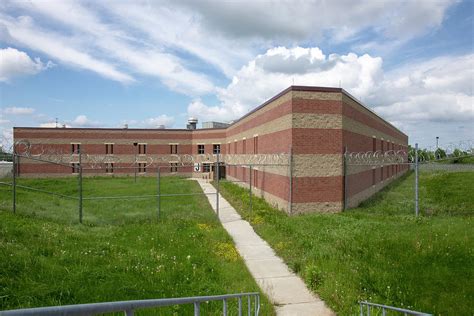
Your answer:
(123, 124), (128, 129)
(187, 117), (198, 130)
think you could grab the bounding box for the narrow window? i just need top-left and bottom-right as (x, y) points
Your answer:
(138, 144), (147, 155)
(372, 137), (376, 152)
(372, 168), (376, 185)
(234, 141), (237, 154)
(170, 144), (178, 154)
(106, 163), (114, 173)
(170, 163), (178, 173)
(105, 144), (114, 155)
(71, 143), (80, 154)
(213, 144), (221, 154)
(203, 163), (211, 172)
(198, 144), (205, 154)
(71, 163), (80, 173)
(242, 139), (246, 154)
(253, 136), (258, 154)
(138, 163), (146, 173)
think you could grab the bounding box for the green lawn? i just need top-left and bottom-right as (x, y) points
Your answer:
(218, 171), (474, 315)
(0, 176), (274, 315)
(435, 156), (474, 164)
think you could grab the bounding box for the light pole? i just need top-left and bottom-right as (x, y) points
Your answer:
(436, 137), (439, 159)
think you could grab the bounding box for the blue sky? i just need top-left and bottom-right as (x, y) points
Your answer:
(0, 0), (473, 150)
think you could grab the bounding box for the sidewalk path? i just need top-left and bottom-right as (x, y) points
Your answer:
(196, 179), (335, 316)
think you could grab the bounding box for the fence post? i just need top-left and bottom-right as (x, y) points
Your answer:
(343, 146), (348, 211)
(216, 153), (220, 217)
(157, 167), (161, 219)
(415, 143), (419, 217)
(288, 145), (293, 215)
(12, 152), (16, 214)
(249, 164), (253, 213)
(194, 302), (200, 316)
(78, 149), (83, 224)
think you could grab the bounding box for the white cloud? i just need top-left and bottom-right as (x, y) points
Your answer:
(0, 47), (53, 82)
(39, 122), (60, 128)
(188, 47), (473, 144)
(3, 106), (35, 115)
(143, 114), (175, 128)
(368, 54), (474, 123)
(0, 13), (135, 84)
(68, 115), (100, 127)
(0, 1), (214, 93)
(175, 0), (455, 42)
(188, 46), (383, 121)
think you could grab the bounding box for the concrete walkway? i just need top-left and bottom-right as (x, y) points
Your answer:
(197, 179), (335, 316)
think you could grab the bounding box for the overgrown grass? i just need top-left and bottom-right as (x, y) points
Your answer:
(218, 171), (474, 315)
(0, 176), (274, 315)
(435, 156), (474, 164)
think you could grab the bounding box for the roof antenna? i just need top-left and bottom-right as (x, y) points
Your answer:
(292, 78), (295, 85)
(55, 118), (58, 128)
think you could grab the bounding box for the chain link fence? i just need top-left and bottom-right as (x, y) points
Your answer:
(344, 140), (474, 216)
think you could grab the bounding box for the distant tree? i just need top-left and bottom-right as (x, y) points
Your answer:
(435, 148), (446, 160)
(452, 148), (464, 157)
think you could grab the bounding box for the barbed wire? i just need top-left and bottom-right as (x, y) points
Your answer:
(345, 150), (408, 165)
(9, 141), (290, 168)
(345, 140), (473, 165)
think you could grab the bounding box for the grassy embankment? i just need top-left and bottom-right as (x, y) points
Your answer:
(0, 176), (274, 315)
(218, 171), (474, 315)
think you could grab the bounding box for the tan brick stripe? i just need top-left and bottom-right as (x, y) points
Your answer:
(226, 114), (293, 143)
(293, 113), (343, 129)
(291, 201), (342, 214)
(343, 116), (406, 145)
(293, 154), (343, 177)
(227, 91), (293, 134)
(292, 90), (342, 101)
(342, 94), (407, 141)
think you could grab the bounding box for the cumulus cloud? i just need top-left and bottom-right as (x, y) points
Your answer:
(69, 115), (100, 127)
(189, 46), (383, 121)
(3, 106), (36, 115)
(369, 54), (474, 123)
(39, 122), (62, 128)
(188, 47), (473, 143)
(0, 47), (53, 82)
(0, 0), (457, 91)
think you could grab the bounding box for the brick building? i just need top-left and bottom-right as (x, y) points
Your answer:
(13, 86), (408, 213)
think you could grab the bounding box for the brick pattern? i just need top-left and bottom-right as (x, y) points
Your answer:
(14, 86), (408, 214)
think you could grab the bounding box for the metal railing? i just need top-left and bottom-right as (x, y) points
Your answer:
(0, 292), (260, 316)
(359, 301), (432, 316)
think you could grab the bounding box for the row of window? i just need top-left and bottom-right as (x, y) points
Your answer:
(227, 136), (258, 155)
(70, 162), (184, 174)
(372, 138), (403, 152)
(70, 143), (224, 155)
